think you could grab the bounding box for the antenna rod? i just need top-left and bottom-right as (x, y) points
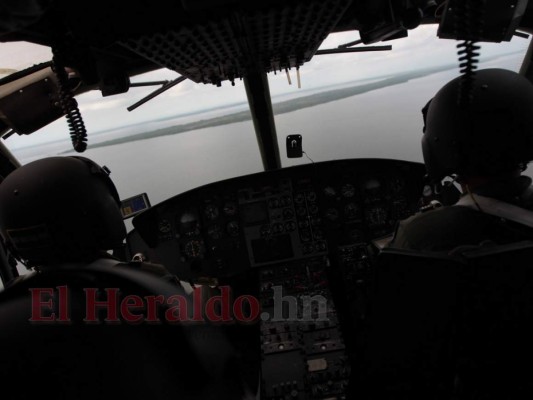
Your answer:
(338, 39), (363, 48)
(316, 46), (392, 55)
(286, 68), (292, 85)
(130, 80), (170, 87)
(128, 76), (187, 111)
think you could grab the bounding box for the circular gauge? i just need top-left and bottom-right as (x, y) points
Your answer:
(315, 241), (327, 252)
(341, 184), (355, 198)
(303, 243), (314, 254)
(183, 240), (205, 259)
(158, 219), (172, 233)
(272, 223), (284, 234)
(226, 221), (240, 237)
(285, 221), (297, 232)
(207, 224), (223, 240)
(323, 186), (337, 197)
(366, 207), (388, 226)
(344, 203), (360, 219)
(313, 228), (324, 240)
(298, 219), (310, 229)
(294, 193), (305, 204)
(260, 224), (272, 237)
(204, 204), (219, 221)
(300, 230), (312, 242)
(390, 178), (405, 193)
(282, 208), (294, 220)
(223, 201), (237, 216)
(268, 198), (280, 209)
(306, 191), (317, 202)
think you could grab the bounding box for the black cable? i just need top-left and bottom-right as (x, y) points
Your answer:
(302, 151), (315, 164)
(51, 47), (88, 153)
(454, 0), (485, 106)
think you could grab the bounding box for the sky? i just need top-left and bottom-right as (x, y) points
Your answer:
(0, 24), (531, 150)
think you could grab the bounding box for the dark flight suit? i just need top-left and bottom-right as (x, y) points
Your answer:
(359, 176), (533, 400)
(389, 175), (533, 252)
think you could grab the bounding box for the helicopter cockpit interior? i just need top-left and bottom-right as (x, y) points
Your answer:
(0, 1), (533, 399)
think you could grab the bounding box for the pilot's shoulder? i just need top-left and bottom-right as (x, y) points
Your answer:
(389, 202), (482, 250)
(418, 199), (444, 214)
(399, 200), (477, 227)
(400, 200), (445, 223)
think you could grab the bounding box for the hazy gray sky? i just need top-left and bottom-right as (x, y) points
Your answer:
(1, 24), (530, 149)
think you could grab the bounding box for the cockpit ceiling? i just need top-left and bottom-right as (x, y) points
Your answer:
(120, 0), (352, 85)
(1, 0), (533, 87)
(0, 0), (422, 86)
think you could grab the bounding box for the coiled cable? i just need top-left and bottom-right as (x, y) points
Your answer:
(454, 0), (485, 106)
(52, 47), (88, 152)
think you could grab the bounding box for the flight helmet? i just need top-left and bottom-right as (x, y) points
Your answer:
(421, 68), (533, 182)
(0, 156), (126, 267)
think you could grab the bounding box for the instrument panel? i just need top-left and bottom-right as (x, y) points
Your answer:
(127, 158), (427, 399)
(128, 158), (426, 280)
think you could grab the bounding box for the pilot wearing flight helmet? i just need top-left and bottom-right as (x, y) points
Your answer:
(0, 156), (176, 281)
(389, 68), (533, 252)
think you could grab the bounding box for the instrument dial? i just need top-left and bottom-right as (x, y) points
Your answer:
(306, 191), (317, 202)
(183, 240), (205, 259)
(204, 204), (219, 221)
(260, 224), (272, 237)
(294, 193), (306, 204)
(366, 206), (388, 226)
(223, 201), (237, 216)
(344, 203), (360, 219)
(227, 221), (240, 237)
(389, 178), (406, 193)
(158, 219), (172, 233)
(323, 186), (337, 197)
(282, 208), (294, 220)
(341, 184), (355, 198)
(268, 198), (280, 209)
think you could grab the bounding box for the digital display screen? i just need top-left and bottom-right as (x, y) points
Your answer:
(241, 201), (268, 226)
(121, 193), (151, 219)
(251, 234), (293, 264)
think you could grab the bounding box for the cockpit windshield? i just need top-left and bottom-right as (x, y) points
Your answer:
(3, 25), (532, 217)
(271, 25), (531, 168)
